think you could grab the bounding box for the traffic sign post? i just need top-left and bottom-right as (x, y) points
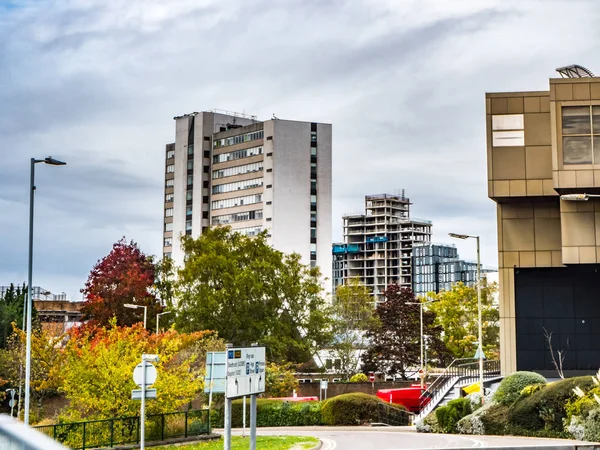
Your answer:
(319, 380), (328, 401)
(6, 389), (16, 417)
(224, 346), (266, 450)
(133, 354), (159, 450)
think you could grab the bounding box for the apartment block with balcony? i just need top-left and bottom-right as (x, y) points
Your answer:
(163, 111), (332, 285)
(487, 65), (600, 375)
(335, 193), (431, 301)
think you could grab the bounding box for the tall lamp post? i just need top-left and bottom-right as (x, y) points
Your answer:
(24, 156), (66, 425)
(125, 303), (148, 329)
(156, 310), (171, 334)
(407, 298), (438, 389)
(449, 232), (484, 399)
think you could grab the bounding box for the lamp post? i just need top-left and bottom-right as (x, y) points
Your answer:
(156, 311), (171, 334)
(124, 303), (148, 329)
(24, 156), (66, 425)
(449, 232), (484, 399)
(407, 298), (438, 389)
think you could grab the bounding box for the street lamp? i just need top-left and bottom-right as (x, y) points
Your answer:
(125, 303), (148, 329)
(407, 298), (438, 389)
(449, 232), (484, 400)
(24, 156), (66, 425)
(156, 311), (171, 334)
(560, 193), (600, 201)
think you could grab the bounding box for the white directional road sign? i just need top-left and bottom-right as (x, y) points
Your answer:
(225, 347), (266, 399)
(133, 361), (157, 387)
(204, 351), (227, 394)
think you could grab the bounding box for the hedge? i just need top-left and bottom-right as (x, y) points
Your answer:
(493, 371), (547, 406)
(321, 393), (409, 426)
(212, 399), (323, 428)
(507, 376), (595, 433)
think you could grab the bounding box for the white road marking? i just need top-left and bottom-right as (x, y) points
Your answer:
(320, 438), (337, 450)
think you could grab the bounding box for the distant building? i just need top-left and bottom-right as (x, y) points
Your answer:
(334, 193), (431, 301)
(1, 286), (84, 334)
(163, 110), (332, 285)
(412, 243), (479, 295)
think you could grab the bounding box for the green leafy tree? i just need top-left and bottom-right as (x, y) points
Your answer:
(264, 363), (299, 398)
(427, 280), (499, 360)
(0, 284), (37, 349)
(330, 279), (378, 380)
(361, 285), (449, 379)
(173, 227), (332, 364)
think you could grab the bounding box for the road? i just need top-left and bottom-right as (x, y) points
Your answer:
(228, 427), (597, 449)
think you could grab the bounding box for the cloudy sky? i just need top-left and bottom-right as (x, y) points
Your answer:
(1, 0), (598, 299)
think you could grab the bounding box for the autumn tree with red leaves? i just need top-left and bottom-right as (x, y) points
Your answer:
(81, 238), (162, 331)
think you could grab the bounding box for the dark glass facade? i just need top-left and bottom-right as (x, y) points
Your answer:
(515, 266), (600, 373)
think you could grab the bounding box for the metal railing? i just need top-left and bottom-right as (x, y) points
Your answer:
(33, 409), (210, 450)
(376, 402), (413, 426)
(416, 359), (501, 422)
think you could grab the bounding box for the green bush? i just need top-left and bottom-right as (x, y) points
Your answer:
(582, 408), (600, 441)
(435, 398), (472, 433)
(212, 399), (323, 427)
(321, 393), (408, 426)
(417, 411), (442, 433)
(493, 372), (547, 406)
(565, 384), (600, 422)
(349, 373), (368, 383)
(519, 383), (546, 398)
(508, 376), (595, 433)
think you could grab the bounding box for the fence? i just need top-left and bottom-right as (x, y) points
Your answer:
(376, 402), (413, 426)
(33, 409), (210, 450)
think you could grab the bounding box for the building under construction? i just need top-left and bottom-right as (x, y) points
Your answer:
(333, 193), (432, 301)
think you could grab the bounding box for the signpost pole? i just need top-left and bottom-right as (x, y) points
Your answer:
(242, 396), (247, 437)
(141, 358), (146, 450)
(250, 394), (257, 450)
(224, 398), (232, 450)
(208, 352), (214, 408)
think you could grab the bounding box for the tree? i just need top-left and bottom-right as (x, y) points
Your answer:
(0, 324), (65, 420)
(0, 283), (36, 349)
(361, 285), (448, 379)
(427, 281), (499, 360)
(81, 238), (162, 331)
(329, 279), (378, 379)
(264, 363), (299, 398)
(61, 320), (220, 420)
(173, 227), (332, 364)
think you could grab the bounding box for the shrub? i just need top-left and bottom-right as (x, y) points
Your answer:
(582, 408), (600, 442)
(417, 411), (441, 433)
(321, 392), (408, 426)
(212, 399), (323, 427)
(508, 376), (594, 433)
(493, 372), (547, 406)
(435, 398), (472, 433)
(349, 373), (368, 383)
(457, 399), (498, 435)
(519, 383), (546, 398)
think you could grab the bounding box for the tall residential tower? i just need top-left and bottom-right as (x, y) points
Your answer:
(163, 110), (332, 284)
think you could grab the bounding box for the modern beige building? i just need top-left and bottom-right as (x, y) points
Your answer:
(163, 110), (332, 285)
(486, 65), (600, 376)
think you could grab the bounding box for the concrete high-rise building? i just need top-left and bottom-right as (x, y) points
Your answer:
(486, 65), (600, 375)
(163, 110), (332, 285)
(334, 193), (431, 301)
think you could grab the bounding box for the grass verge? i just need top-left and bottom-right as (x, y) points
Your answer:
(154, 435), (319, 449)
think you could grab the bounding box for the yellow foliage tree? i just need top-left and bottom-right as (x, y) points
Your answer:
(60, 320), (223, 420)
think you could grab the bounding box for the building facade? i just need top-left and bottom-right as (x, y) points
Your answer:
(486, 66), (600, 375)
(163, 111), (332, 284)
(335, 193), (431, 300)
(412, 243), (479, 295)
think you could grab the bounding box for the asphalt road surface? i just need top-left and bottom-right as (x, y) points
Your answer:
(229, 427), (596, 449)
